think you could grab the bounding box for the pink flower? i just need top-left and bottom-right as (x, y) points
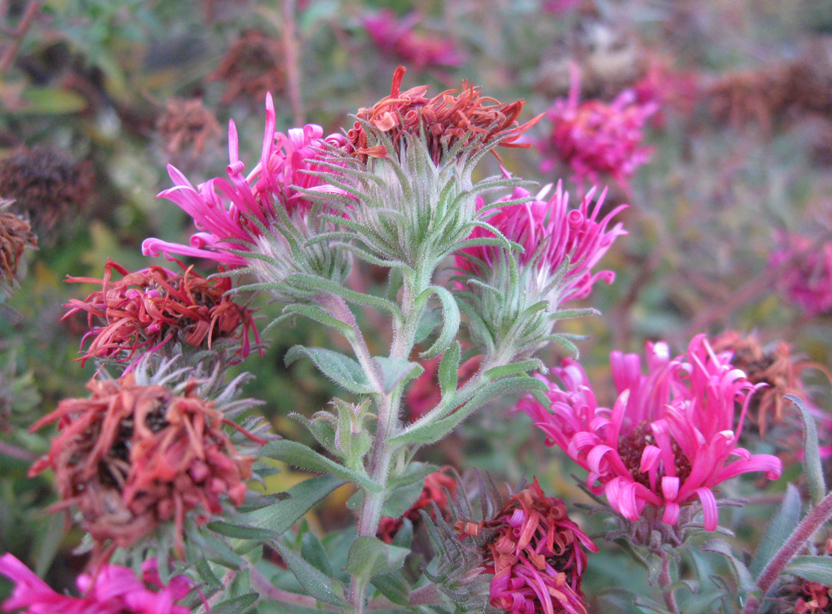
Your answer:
(363, 10), (463, 71)
(518, 335), (782, 531)
(769, 232), (832, 316)
(458, 181), (626, 305)
(538, 65), (658, 192)
(143, 93), (348, 267)
(0, 554), (193, 614)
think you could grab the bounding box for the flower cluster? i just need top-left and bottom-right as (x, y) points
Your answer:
(363, 10), (463, 71)
(455, 479), (597, 614)
(0, 203), (37, 288)
(347, 66), (540, 164)
(0, 554), (193, 614)
(518, 335), (782, 531)
(64, 259), (260, 366)
(537, 66), (658, 191)
(28, 371), (262, 560)
(769, 232), (832, 316)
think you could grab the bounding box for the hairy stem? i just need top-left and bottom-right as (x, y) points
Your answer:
(657, 550), (680, 614)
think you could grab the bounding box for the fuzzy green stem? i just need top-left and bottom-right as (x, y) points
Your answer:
(657, 550), (680, 614)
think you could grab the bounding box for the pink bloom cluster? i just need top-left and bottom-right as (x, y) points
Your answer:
(458, 181), (626, 304)
(769, 232), (832, 316)
(143, 93), (347, 267)
(518, 335), (782, 530)
(0, 554), (193, 614)
(363, 10), (463, 71)
(538, 67), (658, 192)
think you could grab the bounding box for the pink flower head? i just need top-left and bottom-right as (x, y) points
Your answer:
(458, 181), (626, 305)
(0, 554), (193, 614)
(143, 93), (348, 267)
(769, 232), (832, 316)
(363, 10), (463, 71)
(538, 65), (658, 192)
(518, 335), (782, 531)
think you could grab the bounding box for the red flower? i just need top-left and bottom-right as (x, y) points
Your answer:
(363, 10), (463, 71)
(64, 259), (260, 366)
(0, 553), (193, 614)
(456, 479), (597, 614)
(769, 232), (832, 316)
(518, 335), (782, 531)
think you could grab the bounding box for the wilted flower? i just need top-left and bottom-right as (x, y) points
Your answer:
(0, 203), (37, 288)
(28, 370), (264, 560)
(455, 478), (596, 614)
(64, 259), (260, 366)
(347, 66), (541, 164)
(518, 335), (782, 531)
(210, 29), (286, 105)
(0, 146), (93, 238)
(363, 10), (463, 71)
(537, 65), (657, 191)
(770, 232), (832, 316)
(378, 468), (458, 544)
(0, 553), (193, 614)
(405, 355), (481, 420)
(157, 97), (222, 161)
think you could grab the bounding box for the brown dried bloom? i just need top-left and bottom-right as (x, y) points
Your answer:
(210, 29), (286, 105)
(157, 98), (221, 161)
(28, 372), (264, 562)
(0, 146), (93, 238)
(64, 259), (260, 367)
(0, 202), (37, 287)
(347, 66), (542, 164)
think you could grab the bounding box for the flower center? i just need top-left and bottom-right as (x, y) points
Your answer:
(617, 422), (692, 487)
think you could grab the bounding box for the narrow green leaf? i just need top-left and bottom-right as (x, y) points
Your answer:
(207, 521), (277, 541)
(785, 556), (832, 586)
(789, 394), (826, 506)
(701, 539), (757, 593)
(194, 557), (223, 589)
(749, 483), (802, 578)
(437, 342), (461, 400)
(286, 274), (402, 321)
(273, 541), (347, 607)
(370, 573), (412, 607)
(282, 304), (354, 338)
(483, 359), (545, 381)
(285, 346), (374, 394)
(419, 286), (461, 359)
(261, 440), (381, 492)
(344, 537), (410, 580)
(373, 356), (424, 393)
(208, 593), (259, 614)
(302, 531), (334, 577)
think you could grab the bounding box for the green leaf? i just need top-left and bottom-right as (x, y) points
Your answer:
(19, 87), (88, 114)
(371, 573), (412, 607)
(785, 556), (832, 586)
(193, 557), (223, 589)
(749, 483), (802, 579)
(281, 304), (355, 338)
(285, 346), (374, 394)
(302, 531), (334, 577)
(186, 525), (244, 568)
(344, 536), (410, 580)
(207, 521), (278, 541)
(208, 593), (259, 614)
(437, 342), (461, 400)
(286, 274), (402, 321)
(701, 539), (757, 593)
(273, 541), (347, 607)
(382, 462), (438, 518)
(373, 356), (424, 393)
(419, 286), (461, 359)
(261, 440), (381, 493)
(789, 394), (826, 506)
(483, 359), (545, 381)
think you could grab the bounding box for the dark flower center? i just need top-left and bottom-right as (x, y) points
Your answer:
(617, 422), (692, 488)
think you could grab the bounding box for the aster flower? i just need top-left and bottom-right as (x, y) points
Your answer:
(157, 97), (221, 162)
(769, 232), (832, 316)
(142, 93), (350, 292)
(64, 259), (260, 367)
(518, 335), (782, 531)
(454, 478), (597, 614)
(0, 202), (37, 289)
(347, 66), (541, 164)
(537, 65), (658, 192)
(28, 367), (266, 561)
(363, 10), (463, 71)
(378, 468), (458, 544)
(0, 553), (193, 614)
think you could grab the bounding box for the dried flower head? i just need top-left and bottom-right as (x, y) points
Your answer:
(347, 66), (541, 164)
(538, 65), (657, 192)
(210, 29), (286, 105)
(378, 468), (458, 544)
(455, 478), (597, 614)
(157, 97), (222, 161)
(64, 259), (260, 366)
(28, 370), (264, 561)
(0, 146), (93, 238)
(769, 232), (832, 316)
(363, 10), (463, 71)
(0, 201), (37, 288)
(518, 335), (782, 531)
(0, 554), (194, 614)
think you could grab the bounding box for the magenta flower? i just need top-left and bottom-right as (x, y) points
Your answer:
(362, 10), (463, 71)
(143, 93), (348, 267)
(0, 554), (193, 614)
(518, 335), (782, 531)
(769, 232), (832, 316)
(537, 66), (658, 192)
(458, 181), (627, 305)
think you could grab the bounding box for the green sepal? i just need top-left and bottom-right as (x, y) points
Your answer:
(284, 346), (374, 395)
(261, 440), (381, 492)
(344, 536), (410, 580)
(749, 483), (802, 579)
(273, 541), (348, 607)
